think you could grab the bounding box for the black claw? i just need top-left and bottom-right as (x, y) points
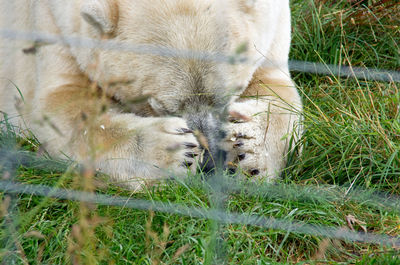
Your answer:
(228, 168), (236, 174)
(184, 142), (198, 148)
(250, 169), (260, 176)
(236, 133), (245, 138)
(182, 161), (193, 167)
(233, 140), (244, 148)
(179, 128), (193, 134)
(185, 152), (198, 158)
(238, 153), (246, 161)
(228, 117), (245, 123)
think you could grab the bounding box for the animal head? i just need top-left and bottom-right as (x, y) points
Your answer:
(79, 0), (264, 171)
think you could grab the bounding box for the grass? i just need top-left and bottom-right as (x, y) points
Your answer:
(1, 0), (400, 264)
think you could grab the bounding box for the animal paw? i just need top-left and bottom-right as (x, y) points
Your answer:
(224, 99), (297, 180)
(96, 116), (200, 190)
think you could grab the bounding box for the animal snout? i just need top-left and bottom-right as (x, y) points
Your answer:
(200, 147), (227, 174)
(185, 111), (227, 174)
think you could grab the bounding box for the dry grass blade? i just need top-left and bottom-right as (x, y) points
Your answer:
(311, 238), (331, 260)
(172, 244), (191, 260)
(145, 211), (170, 265)
(346, 214), (367, 233)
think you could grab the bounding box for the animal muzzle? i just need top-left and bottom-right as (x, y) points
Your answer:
(184, 111), (227, 174)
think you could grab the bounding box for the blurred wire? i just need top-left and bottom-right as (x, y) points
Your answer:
(289, 60), (400, 83)
(1, 29), (399, 82)
(0, 180), (399, 247)
(1, 24), (400, 259)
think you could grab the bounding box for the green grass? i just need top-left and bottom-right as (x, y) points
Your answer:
(1, 0), (400, 264)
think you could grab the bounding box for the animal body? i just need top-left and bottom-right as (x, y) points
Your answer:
(0, 0), (302, 190)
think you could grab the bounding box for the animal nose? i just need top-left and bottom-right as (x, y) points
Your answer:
(184, 111), (227, 175)
(200, 147), (227, 174)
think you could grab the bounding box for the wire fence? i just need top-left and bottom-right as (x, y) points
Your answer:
(1, 180), (399, 247)
(1, 144), (400, 248)
(1, 29), (399, 83)
(1, 5), (400, 262)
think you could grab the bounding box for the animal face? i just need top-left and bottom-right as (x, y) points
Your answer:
(81, 0), (256, 113)
(80, 0), (259, 171)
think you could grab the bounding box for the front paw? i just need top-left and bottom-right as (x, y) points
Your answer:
(96, 116), (200, 190)
(139, 117), (201, 173)
(224, 99), (298, 180)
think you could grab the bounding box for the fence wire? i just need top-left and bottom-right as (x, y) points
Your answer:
(1, 147), (400, 248)
(289, 60), (400, 83)
(1, 16), (400, 263)
(1, 180), (399, 248)
(2, 147), (400, 213)
(1, 29), (399, 83)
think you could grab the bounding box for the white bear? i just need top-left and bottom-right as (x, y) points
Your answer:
(0, 0), (302, 190)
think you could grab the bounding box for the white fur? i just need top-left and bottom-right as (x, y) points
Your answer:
(0, 0), (302, 190)
(81, 0), (117, 34)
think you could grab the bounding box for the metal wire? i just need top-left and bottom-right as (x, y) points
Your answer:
(1, 148), (399, 214)
(0, 29), (238, 64)
(289, 60), (400, 83)
(1, 180), (399, 247)
(1, 29), (399, 82)
(1, 20), (399, 262)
